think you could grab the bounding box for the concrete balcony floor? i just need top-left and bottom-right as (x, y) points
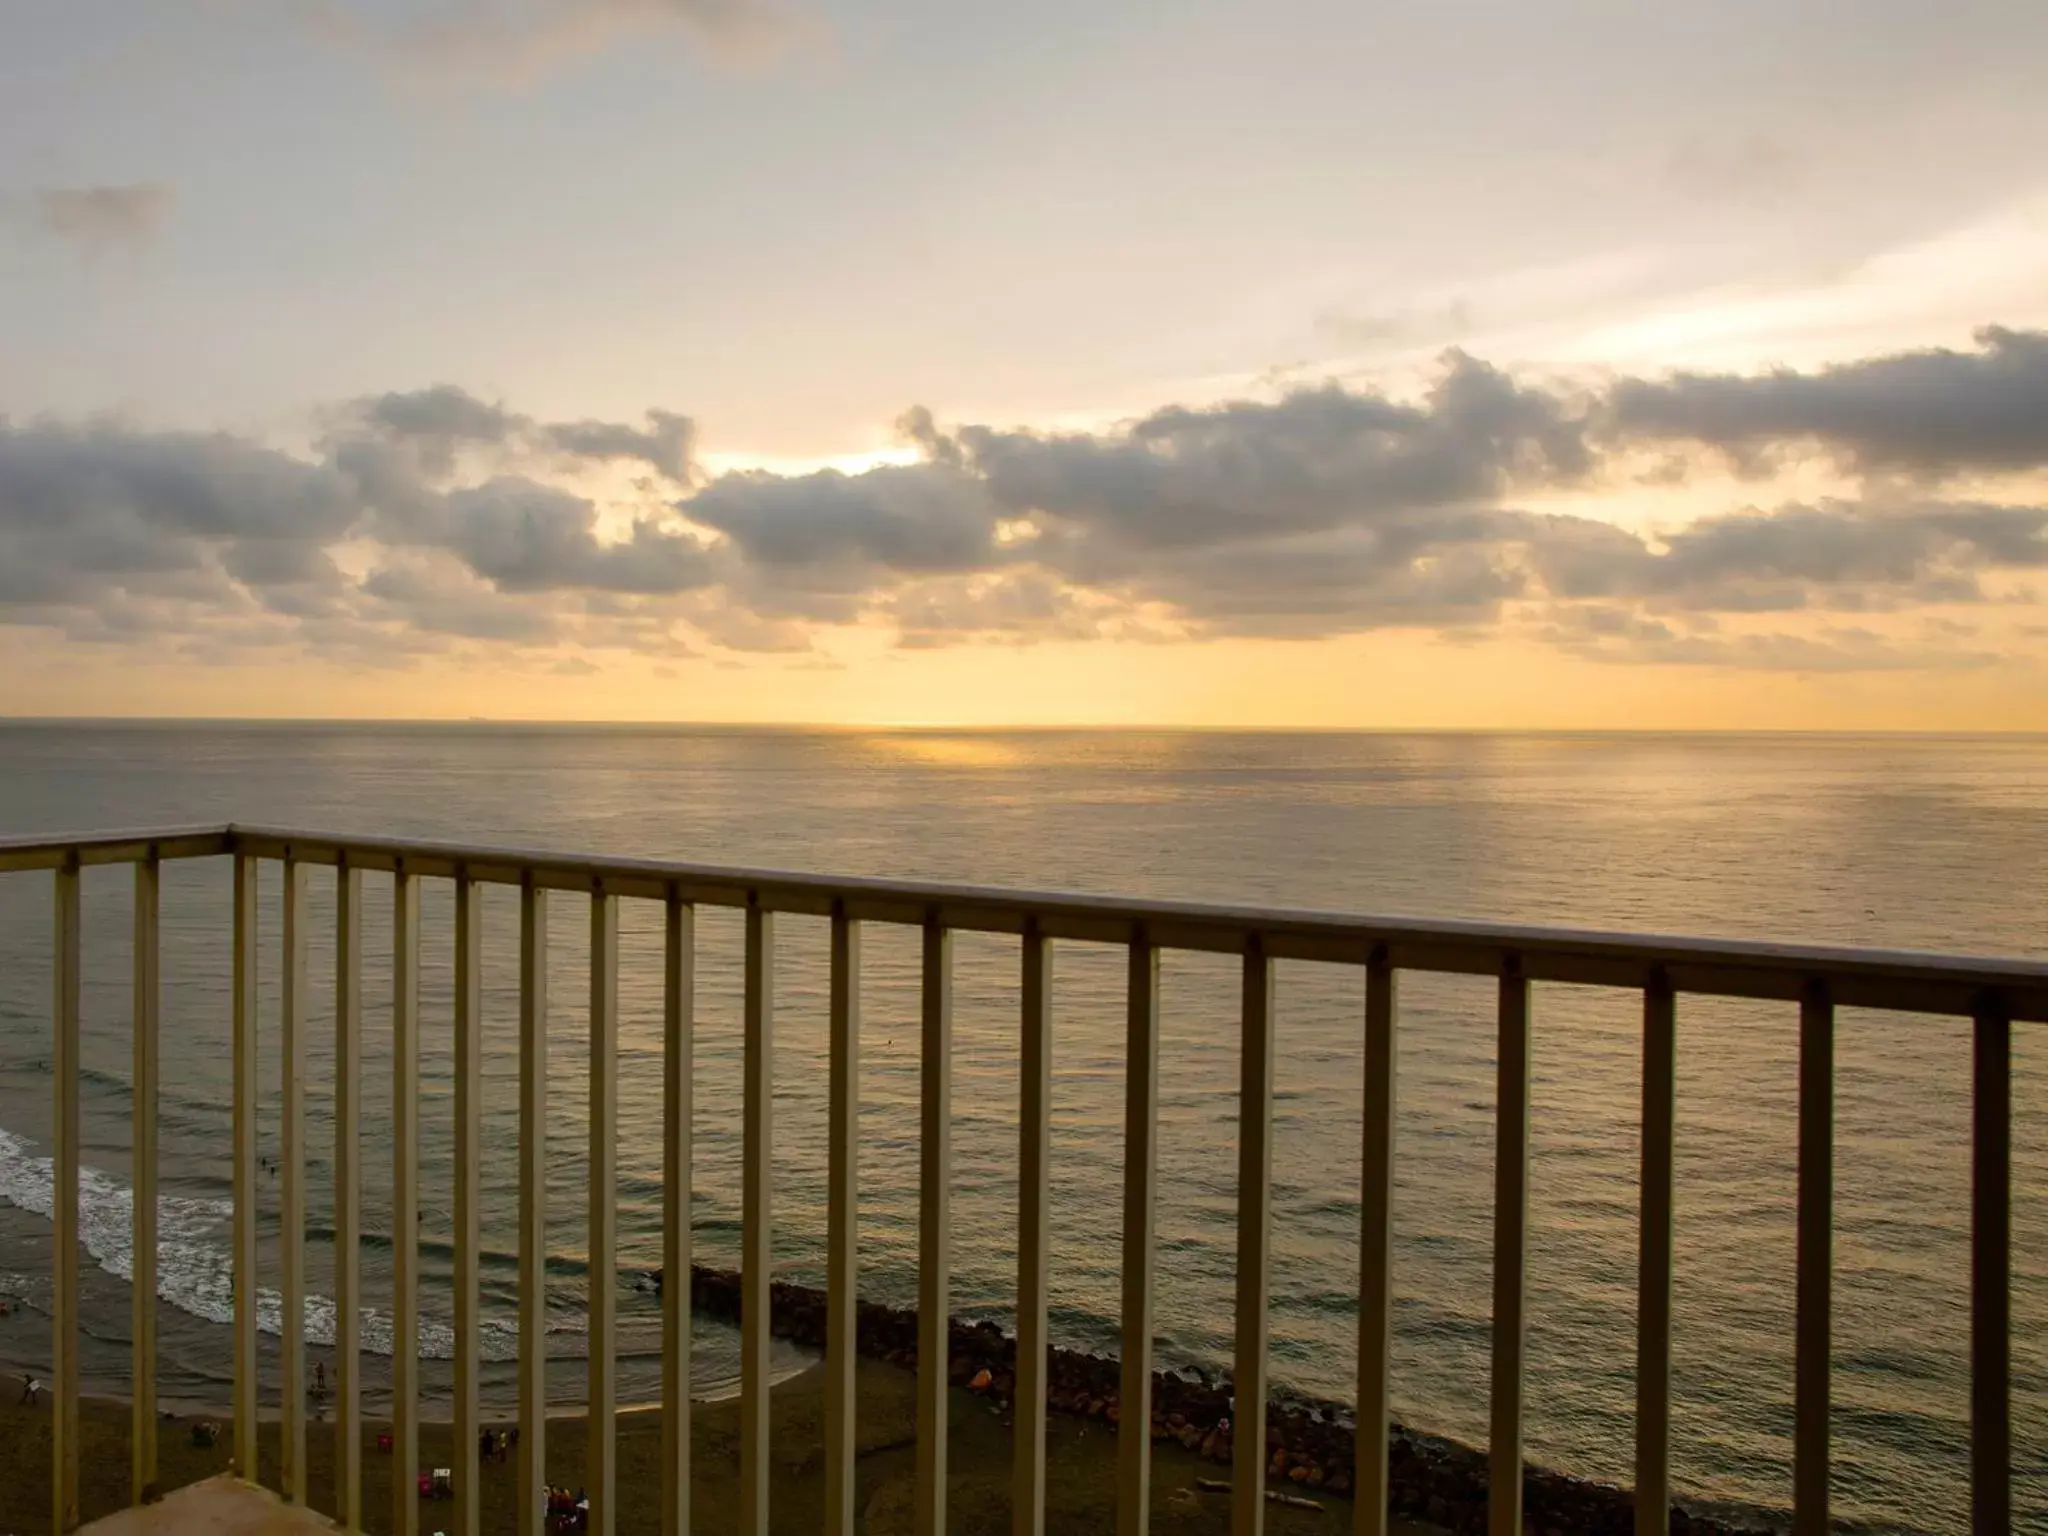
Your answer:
(79, 1477), (336, 1536)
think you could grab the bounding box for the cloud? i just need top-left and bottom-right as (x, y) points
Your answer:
(0, 403), (711, 660)
(333, 384), (699, 484)
(942, 354), (1595, 565)
(1527, 500), (2048, 615)
(1541, 607), (2001, 673)
(1639, 500), (2046, 608)
(357, 383), (518, 449)
(1605, 325), (2048, 479)
(0, 418), (359, 611)
(302, 0), (803, 80)
(4, 332), (2047, 672)
(360, 555), (562, 642)
(686, 463), (1004, 574)
(28, 184), (173, 254)
(671, 341), (2048, 646)
(1128, 530), (1530, 639)
(682, 358), (1597, 640)
(443, 477), (716, 592)
(539, 409), (695, 481)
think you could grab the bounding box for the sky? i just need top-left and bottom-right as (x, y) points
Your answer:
(2, 0), (2047, 727)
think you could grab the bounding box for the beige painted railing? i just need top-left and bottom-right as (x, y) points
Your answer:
(3, 822), (2042, 1536)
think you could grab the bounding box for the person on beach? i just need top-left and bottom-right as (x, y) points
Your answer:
(19, 1373), (39, 1404)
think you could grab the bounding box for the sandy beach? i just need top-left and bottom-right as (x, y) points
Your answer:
(0, 1357), (1431, 1535)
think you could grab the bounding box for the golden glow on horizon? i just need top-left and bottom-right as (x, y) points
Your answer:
(4, 622), (2041, 731)
(866, 732), (1031, 765)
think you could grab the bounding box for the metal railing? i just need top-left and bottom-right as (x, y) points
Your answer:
(2, 821), (2042, 1536)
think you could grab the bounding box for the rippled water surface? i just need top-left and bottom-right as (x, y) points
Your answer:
(0, 724), (2042, 1534)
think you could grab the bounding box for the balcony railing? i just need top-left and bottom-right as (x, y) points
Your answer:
(2, 822), (2042, 1536)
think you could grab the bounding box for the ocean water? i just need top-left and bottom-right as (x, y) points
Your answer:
(0, 724), (2041, 1534)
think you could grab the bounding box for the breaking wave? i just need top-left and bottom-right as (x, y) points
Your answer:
(0, 1124), (574, 1362)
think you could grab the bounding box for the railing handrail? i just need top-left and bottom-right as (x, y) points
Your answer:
(3, 820), (2043, 1019)
(3, 817), (2026, 1534)
(0, 825), (232, 868)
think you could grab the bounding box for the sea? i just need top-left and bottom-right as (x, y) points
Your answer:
(0, 724), (2040, 1534)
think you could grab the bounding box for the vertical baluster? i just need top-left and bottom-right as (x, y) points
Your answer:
(1489, 960), (1531, 1536)
(588, 886), (619, 1536)
(662, 888), (694, 1536)
(825, 901), (861, 1536)
(1356, 947), (1398, 1536)
(1635, 974), (1676, 1536)
(1014, 920), (1052, 1536)
(1233, 937), (1276, 1536)
(1794, 981), (1832, 1536)
(917, 914), (953, 1536)
(232, 852), (259, 1482)
(281, 852), (308, 1503)
(1118, 929), (1159, 1536)
(1972, 993), (2011, 1536)
(53, 856), (81, 1533)
(518, 877), (550, 1536)
(740, 895), (775, 1536)
(452, 874), (482, 1536)
(132, 851), (160, 1506)
(335, 858), (363, 1529)
(392, 865), (420, 1536)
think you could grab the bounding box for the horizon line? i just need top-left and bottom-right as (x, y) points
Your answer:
(1, 715), (2045, 738)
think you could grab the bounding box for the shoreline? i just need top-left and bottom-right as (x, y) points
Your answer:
(0, 1376), (736, 1429)
(0, 1351), (762, 1429)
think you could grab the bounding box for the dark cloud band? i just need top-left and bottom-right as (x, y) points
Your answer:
(3, 329), (2044, 670)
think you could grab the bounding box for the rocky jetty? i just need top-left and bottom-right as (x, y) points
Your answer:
(661, 1265), (1775, 1536)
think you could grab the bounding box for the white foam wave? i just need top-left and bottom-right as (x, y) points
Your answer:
(0, 1126), (558, 1362)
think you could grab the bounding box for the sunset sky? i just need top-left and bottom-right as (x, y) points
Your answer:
(3, 0), (2047, 727)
